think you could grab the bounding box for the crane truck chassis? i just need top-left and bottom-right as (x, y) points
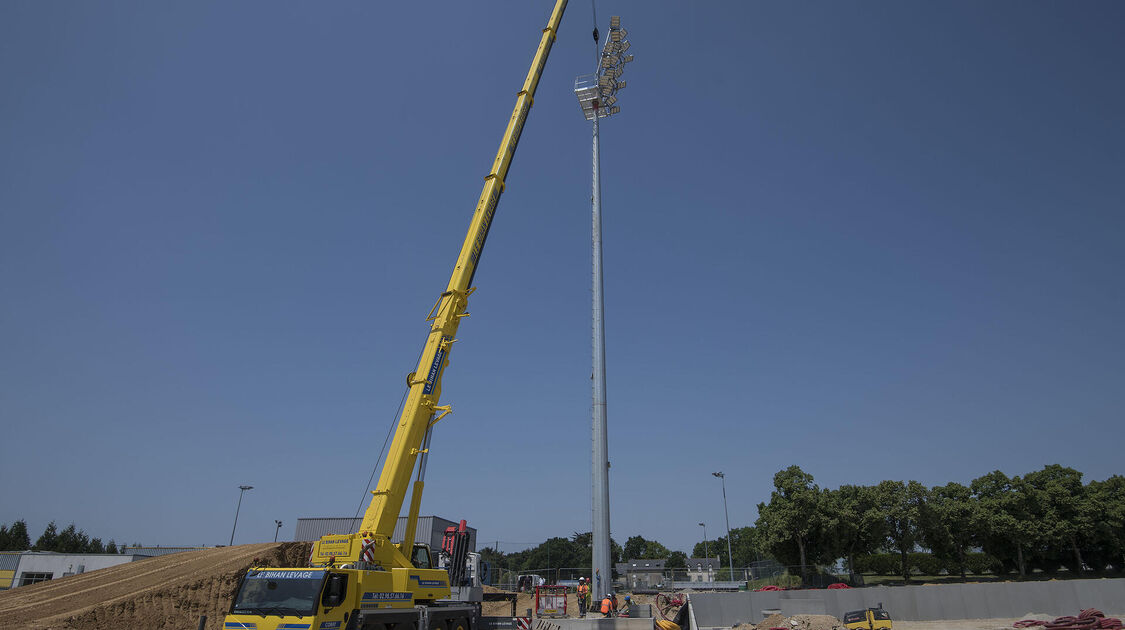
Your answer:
(224, 1), (569, 630)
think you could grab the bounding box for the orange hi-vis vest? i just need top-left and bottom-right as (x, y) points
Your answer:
(577, 584), (589, 598)
(600, 598), (612, 614)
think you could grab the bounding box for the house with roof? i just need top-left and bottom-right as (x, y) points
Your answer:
(614, 558), (665, 590)
(685, 556), (721, 582)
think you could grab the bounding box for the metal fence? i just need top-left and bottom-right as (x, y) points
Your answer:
(481, 563), (853, 592)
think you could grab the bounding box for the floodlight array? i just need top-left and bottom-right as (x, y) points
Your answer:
(574, 15), (634, 120)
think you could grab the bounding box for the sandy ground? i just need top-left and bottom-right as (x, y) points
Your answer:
(0, 542), (310, 630)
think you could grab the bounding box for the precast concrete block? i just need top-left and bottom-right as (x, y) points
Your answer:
(960, 583), (991, 620)
(749, 591), (782, 621)
(550, 618), (653, 630)
(686, 592), (753, 628)
(973, 583), (1001, 618)
(830, 590), (867, 616)
(815, 590), (839, 617)
(779, 599), (826, 616)
(1048, 580), (1081, 615)
(880, 584), (919, 620)
(934, 583), (968, 620)
(911, 584), (947, 620)
(1088, 578), (1125, 611)
(1009, 580), (1052, 617)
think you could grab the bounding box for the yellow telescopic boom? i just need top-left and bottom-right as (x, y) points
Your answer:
(312, 0), (569, 570)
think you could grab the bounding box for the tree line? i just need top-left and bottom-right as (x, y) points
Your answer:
(0, 520), (123, 554)
(755, 464), (1125, 582)
(478, 464), (1123, 585)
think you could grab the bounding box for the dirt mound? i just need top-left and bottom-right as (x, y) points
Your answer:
(783, 615), (848, 630)
(0, 542), (311, 630)
(755, 613), (786, 629)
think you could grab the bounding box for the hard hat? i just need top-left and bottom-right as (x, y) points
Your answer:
(625, 595), (631, 600)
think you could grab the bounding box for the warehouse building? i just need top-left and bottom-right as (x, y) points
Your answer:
(294, 515), (476, 554)
(1, 551), (149, 589)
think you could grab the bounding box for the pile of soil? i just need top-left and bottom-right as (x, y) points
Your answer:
(739, 613), (846, 630)
(755, 613), (786, 629)
(0, 542), (311, 630)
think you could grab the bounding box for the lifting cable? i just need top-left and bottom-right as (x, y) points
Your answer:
(351, 345), (425, 523)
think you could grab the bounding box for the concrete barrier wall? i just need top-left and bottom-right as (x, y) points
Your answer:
(688, 578), (1125, 626)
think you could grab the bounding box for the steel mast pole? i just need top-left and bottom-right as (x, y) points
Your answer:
(575, 9), (631, 601)
(590, 105), (612, 601)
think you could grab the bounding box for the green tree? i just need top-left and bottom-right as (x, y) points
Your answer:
(623, 535), (647, 560)
(873, 480), (928, 583)
(971, 470), (1040, 577)
(691, 540), (716, 560)
(624, 535), (671, 560)
(667, 550), (687, 569)
(1024, 465), (1094, 574)
(89, 537), (105, 554)
(755, 466), (827, 580)
(106, 539), (119, 554)
(56, 523), (91, 553)
(34, 521), (59, 551)
(1086, 475), (1125, 570)
(922, 482), (977, 580)
(697, 527), (762, 568)
(8, 520), (31, 550)
(822, 485), (882, 581)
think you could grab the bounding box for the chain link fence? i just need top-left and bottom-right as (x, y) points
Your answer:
(481, 562), (857, 592)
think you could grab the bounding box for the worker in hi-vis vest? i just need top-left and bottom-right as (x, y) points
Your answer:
(600, 593), (614, 617)
(577, 578), (590, 616)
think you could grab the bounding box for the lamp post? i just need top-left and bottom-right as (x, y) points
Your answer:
(574, 13), (634, 603)
(698, 522), (709, 560)
(712, 472), (733, 580)
(229, 485), (253, 546)
(274, 520), (283, 543)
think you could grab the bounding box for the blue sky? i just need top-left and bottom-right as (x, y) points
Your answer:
(2, 1), (1123, 557)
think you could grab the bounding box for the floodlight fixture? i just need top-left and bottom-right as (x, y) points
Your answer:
(624, 55), (634, 63)
(609, 106), (620, 115)
(620, 41), (631, 53)
(604, 95), (617, 107)
(610, 15), (621, 29)
(611, 31), (623, 42)
(616, 81), (626, 89)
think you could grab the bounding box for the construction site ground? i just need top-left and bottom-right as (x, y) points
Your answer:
(0, 544), (1119, 630)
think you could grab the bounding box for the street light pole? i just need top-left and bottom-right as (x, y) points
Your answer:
(274, 520), (283, 543)
(229, 485), (253, 546)
(713, 472), (733, 580)
(698, 522), (709, 560)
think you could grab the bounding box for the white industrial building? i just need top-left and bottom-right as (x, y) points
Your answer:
(2, 552), (149, 589)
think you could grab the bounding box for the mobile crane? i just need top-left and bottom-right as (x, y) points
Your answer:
(224, 2), (568, 629)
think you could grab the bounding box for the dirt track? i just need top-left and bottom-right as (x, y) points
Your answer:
(0, 542), (310, 630)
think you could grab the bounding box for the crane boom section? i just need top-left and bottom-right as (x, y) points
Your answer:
(355, 0), (568, 555)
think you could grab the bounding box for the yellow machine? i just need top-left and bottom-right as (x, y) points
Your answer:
(224, 2), (569, 629)
(843, 606), (893, 630)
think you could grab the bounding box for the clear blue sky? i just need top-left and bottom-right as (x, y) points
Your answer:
(2, 1), (1122, 557)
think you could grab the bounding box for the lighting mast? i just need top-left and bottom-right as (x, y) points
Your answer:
(574, 13), (634, 601)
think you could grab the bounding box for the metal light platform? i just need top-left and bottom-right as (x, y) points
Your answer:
(575, 74), (609, 120)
